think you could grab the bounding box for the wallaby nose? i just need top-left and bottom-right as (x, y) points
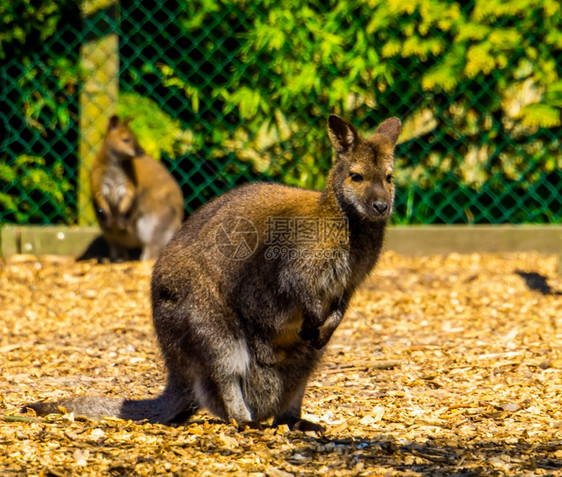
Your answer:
(372, 201), (388, 214)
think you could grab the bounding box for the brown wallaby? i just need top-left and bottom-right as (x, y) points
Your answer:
(90, 115), (184, 261)
(26, 114), (401, 432)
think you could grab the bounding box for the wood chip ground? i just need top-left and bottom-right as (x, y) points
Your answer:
(1, 252), (561, 476)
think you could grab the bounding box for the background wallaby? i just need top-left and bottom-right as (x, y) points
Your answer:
(90, 115), (184, 261)
(27, 114), (401, 432)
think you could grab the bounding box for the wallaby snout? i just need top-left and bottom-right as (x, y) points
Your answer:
(372, 200), (389, 215)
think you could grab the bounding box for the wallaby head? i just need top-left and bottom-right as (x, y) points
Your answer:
(327, 115), (401, 222)
(104, 115), (144, 160)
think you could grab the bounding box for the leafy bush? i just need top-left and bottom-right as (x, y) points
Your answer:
(2, 0), (560, 224)
(161, 0), (560, 223)
(0, 155), (74, 223)
(117, 93), (195, 160)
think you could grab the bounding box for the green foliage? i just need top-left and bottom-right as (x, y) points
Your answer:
(1, 0), (561, 225)
(0, 0), (60, 59)
(17, 57), (80, 133)
(168, 0), (561, 219)
(1, 0), (79, 224)
(0, 155), (73, 224)
(117, 93), (195, 159)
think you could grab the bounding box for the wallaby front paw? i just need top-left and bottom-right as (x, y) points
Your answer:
(273, 414), (325, 434)
(310, 334), (330, 350)
(290, 419), (326, 434)
(298, 326), (319, 342)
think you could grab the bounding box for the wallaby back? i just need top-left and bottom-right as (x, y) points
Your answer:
(90, 115), (184, 261)
(27, 114), (401, 431)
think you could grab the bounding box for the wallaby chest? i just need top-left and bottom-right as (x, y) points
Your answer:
(99, 162), (135, 210)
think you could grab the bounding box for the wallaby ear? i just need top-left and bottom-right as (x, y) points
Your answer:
(328, 114), (359, 154)
(374, 117), (402, 147)
(107, 115), (120, 131)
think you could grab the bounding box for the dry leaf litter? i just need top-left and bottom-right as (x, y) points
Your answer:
(1, 251), (561, 476)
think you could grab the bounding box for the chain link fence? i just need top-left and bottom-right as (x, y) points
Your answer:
(2, 0), (561, 226)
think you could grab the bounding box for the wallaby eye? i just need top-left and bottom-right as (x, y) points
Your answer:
(386, 173), (394, 184)
(350, 173), (364, 183)
(122, 137), (131, 143)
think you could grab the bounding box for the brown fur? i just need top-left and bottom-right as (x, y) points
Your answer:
(91, 116), (184, 261)
(26, 114), (401, 432)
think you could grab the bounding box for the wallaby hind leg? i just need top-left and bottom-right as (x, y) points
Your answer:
(138, 211), (180, 260)
(195, 376), (253, 425)
(187, 337), (253, 425)
(140, 242), (161, 261)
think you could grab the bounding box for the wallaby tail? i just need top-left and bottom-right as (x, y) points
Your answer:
(24, 382), (197, 424)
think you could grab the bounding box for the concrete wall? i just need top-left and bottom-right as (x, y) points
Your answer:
(1, 225), (560, 258)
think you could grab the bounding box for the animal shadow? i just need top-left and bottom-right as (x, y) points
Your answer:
(289, 434), (562, 475)
(516, 271), (561, 296)
(77, 235), (141, 262)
